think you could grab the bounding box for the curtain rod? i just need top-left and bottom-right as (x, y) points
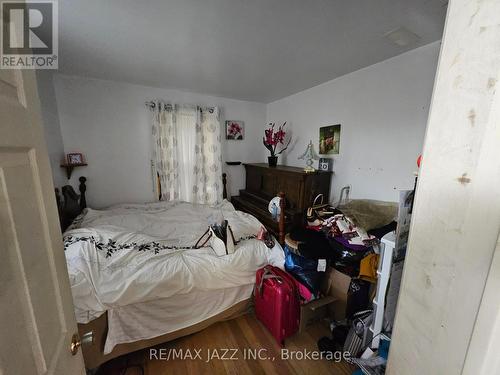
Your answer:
(145, 101), (216, 113)
(145, 101), (172, 110)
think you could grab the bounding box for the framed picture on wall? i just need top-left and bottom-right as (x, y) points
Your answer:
(66, 153), (84, 165)
(225, 121), (244, 140)
(319, 124), (341, 154)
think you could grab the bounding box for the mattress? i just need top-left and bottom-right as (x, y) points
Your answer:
(64, 199), (284, 327)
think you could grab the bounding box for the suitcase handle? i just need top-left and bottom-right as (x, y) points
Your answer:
(258, 268), (283, 295)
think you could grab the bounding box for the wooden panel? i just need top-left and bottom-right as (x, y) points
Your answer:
(0, 55), (85, 373)
(275, 174), (303, 210)
(245, 166), (262, 192)
(303, 173), (331, 209)
(0, 69), (26, 107)
(236, 164), (332, 235)
(462, 235), (500, 374)
(260, 169), (275, 197)
(0, 149), (65, 374)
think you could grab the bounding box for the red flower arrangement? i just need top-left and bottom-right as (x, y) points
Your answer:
(263, 122), (291, 156)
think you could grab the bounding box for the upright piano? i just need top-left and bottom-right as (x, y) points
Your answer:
(231, 163), (333, 236)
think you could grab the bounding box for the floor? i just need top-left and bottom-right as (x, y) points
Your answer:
(96, 313), (355, 375)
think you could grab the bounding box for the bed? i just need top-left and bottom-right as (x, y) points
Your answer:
(56, 175), (286, 369)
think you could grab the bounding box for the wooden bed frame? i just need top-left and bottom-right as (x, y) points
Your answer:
(55, 176), (87, 231)
(55, 173), (286, 369)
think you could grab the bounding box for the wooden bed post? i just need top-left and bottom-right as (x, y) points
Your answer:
(278, 191), (285, 245)
(54, 176), (88, 231)
(79, 176), (87, 209)
(222, 173), (228, 200)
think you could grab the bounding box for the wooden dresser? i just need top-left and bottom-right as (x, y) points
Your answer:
(231, 163), (332, 235)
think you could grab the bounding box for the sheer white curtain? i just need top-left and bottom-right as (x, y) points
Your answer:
(151, 102), (223, 205)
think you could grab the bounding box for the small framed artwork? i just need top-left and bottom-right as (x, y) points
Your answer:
(319, 124), (341, 154)
(318, 158), (333, 171)
(226, 121), (244, 140)
(67, 153), (84, 165)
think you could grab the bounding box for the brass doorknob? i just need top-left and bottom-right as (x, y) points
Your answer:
(70, 333), (81, 355)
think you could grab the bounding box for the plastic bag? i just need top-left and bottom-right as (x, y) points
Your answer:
(284, 245), (323, 294)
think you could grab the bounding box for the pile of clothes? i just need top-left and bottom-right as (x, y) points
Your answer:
(281, 199), (397, 373)
(292, 199), (397, 277)
(281, 199), (397, 310)
(323, 214), (380, 247)
(294, 199), (398, 372)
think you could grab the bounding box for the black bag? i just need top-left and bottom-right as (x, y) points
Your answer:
(317, 323), (353, 357)
(289, 227), (333, 260)
(345, 278), (371, 320)
(317, 337), (339, 359)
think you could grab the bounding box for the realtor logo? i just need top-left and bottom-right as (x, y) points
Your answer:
(1, 0), (58, 69)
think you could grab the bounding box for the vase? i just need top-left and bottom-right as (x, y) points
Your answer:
(268, 156), (278, 167)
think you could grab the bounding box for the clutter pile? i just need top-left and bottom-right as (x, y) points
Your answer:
(296, 196), (398, 374)
(255, 193), (407, 374)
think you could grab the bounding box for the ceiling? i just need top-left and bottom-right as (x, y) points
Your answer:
(57, 0), (446, 103)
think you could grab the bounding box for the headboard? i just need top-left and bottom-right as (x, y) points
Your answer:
(55, 176), (87, 232)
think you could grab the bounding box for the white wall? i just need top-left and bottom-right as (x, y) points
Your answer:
(267, 42), (440, 202)
(36, 71), (67, 188)
(47, 42), (439, 207)
(53, 75), (266, 208)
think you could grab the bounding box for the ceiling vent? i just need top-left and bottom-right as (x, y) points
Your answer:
(384, 27), (421, 47)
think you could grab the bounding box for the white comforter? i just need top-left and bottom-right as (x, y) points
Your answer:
(64, 200), (284, 323)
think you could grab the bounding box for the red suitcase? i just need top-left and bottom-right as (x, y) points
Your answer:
(254, 265), (300, 345)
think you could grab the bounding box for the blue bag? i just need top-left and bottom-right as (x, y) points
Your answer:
(284, 245), (322, 294)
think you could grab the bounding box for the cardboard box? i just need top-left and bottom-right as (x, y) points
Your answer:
(299, 295), (337, 332)
(321, 267), (351, 320)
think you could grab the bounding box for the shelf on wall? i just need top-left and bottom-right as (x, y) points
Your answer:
(60, 163), (88, 180)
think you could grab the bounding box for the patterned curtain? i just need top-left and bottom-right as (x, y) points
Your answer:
(151, 103), (178, 201)
(150, 102), (222, 205)
(193, 107), (223, 204)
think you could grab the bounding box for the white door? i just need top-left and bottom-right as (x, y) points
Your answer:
(387, 0), (500, 373)
(0, 69), (86, 374)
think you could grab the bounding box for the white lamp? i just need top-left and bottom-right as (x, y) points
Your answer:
(298, 140), (319, 172)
